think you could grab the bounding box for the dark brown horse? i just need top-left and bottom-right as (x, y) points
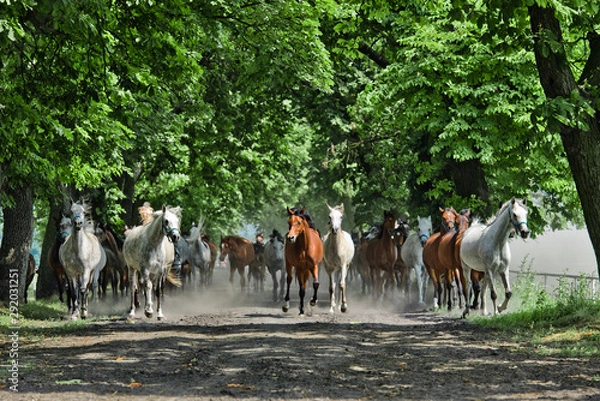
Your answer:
(283, 207), (323, 315)
(95, 222), (127, 298)
(219, 236), (255, 292)
(392, 218), (411, 295)
(203, 234), (217, 286)
(47, 214), (72, 304)
(366, 210), (399, 299)
(423, 207), (459, 309)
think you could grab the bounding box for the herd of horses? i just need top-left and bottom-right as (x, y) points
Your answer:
(44, 197), (529, 320)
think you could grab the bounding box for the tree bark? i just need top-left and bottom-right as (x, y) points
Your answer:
(529, 5), (600, 277)
(36, 202), (67, 299)
(0, 183), (34, 304)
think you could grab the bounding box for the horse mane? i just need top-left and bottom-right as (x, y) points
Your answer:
(290, 207), (318, 231)
(270, 229), (284, 242)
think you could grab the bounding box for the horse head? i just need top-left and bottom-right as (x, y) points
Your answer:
(161, 205), (181, 243)
(219, 237), (230, 261)
(286, 207), (309, 244)
(58, 213), (73, 242)
(383, 210), (398, 236)
(417, 215), (432, 246)
(457, 209), (471, 232)
(509, 198), (530, 239)
(394, 217), (410, 246)
(70, 202), (87, 231)
(326, 203), (344, 235)
(439, 207), (458, 233)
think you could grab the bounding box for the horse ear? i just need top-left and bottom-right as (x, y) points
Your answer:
(287, 207), (294, 216)
(522, 198), (527, 205)
(339, 203), (344, 214)
(439, 207), (444, 213)
(162, 205), (167, 213)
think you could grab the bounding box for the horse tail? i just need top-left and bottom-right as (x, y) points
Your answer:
(166, 267), (182, 287)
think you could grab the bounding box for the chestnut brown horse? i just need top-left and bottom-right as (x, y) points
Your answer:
(436, 209), (472, 310)
(283, 207), (323, 315)
(366, 210), (399, 299)
(219, 236), (255, 292)
(422, 207), (459, 309)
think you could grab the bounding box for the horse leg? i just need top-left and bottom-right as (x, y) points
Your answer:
(279, 268), (286, 301)
(340, 265), (348, 313)
(80, 273), (91, 319)
(328, 272), (335, 314)
(68, 276), (79, 319)
(229, 265), (235, 287)
(282, 265), (293, 312)
(497, 269), (512, 313)
(298, 269), (310, 315)
(461, 266), (472, 318)
(309, 264), (319, 307)
(239, 266), (246, 293)
(480, 273), (492, 315)
(142, 268), (154, 318)
(270, 268), (278, 302)
(156, 276), (165, 320)
(127, 268), (138, 320)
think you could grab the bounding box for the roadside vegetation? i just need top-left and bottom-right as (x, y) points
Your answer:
(472, 257), (600, 358)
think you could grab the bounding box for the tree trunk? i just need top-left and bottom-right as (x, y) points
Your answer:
(36, 202), (66, 299)
(448, 158), (492, 215)
(529, 5), (600, 277)
(0, 183), (34, 304)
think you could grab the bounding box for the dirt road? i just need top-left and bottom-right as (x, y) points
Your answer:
(3, 268), (600, 400)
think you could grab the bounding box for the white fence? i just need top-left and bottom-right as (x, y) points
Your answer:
(509, 269), (599, 298)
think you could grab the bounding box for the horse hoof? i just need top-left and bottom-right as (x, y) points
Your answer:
(145, 311), (153, 318)
(310, 300), (317, 307)
(282, 306), (289, 313)
(341, 305), (347, 313)
(157, 316), (164, 321)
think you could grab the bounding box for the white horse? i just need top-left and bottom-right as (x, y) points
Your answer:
(460, 198), (530, 317)
(264, 229), (286, 302)
(322, 203), (355, 313)
(400, 215), (432, 305)
(187, 216), (212, 288)
(123, 205), (181, 321)
(59, 201), (107, 320)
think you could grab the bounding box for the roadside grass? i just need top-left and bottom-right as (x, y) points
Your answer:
(471, 256), (600, 358)
(0, 297), (112, 339)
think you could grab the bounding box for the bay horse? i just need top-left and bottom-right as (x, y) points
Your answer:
(283, 207), (323, 315)
(460, 197), (530, 317)
(353, 232), (371, 295)
(59, 200), (107, 319)
(392, 218), (411, 295)
(123, 205), (181, 321)
(322, 203), (355, 313)
(203, 234), (217, 286)
(400, 216), (432, 305)
(219, 235), (255, 292)
(423, 207), (459, 310)
(365, 210), (399, 299)
(264, 229), (286, 302)
(95, 222), (127, 298)
(48, 214), (73, 304)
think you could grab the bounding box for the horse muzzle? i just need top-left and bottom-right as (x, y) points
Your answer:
(519, 226), (530, 239)
(287, 235), (297, 244)
(167, 228), (180, 243)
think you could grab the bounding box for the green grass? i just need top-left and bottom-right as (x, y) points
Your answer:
(471, 257), (600, 357)
(0, 297), (97, 338)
